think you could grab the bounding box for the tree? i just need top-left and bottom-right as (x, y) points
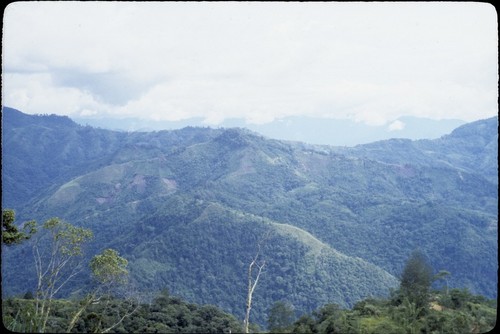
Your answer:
(291, 314), (317, 333)
(243, 246), (265, 333)
(90, 248), (129, 285)
(399, 250), (433, 312)
(1, 209), (36, 246)
(67, 248), (134, 333)
(433, 270), (451, 295)
(391, 297), (425, 334)
(315, 303), (343, 334)
(91, 249), (139, 334)
(32, 218), (93, 332)
(243, 232), (270, 333)
(268, 301), (295, 333)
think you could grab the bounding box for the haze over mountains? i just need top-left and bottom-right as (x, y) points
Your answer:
(1, 106), (497, 326)
(73, 114), (465, 147)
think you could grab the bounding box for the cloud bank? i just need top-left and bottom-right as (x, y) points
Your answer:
(2, 2), (498, 125)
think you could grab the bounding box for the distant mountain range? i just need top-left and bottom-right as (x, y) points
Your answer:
(2, 106), (497, 326)
(72, 114), (466, 146)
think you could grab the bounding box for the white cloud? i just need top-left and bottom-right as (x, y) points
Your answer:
(2, 2), (497, 125)
(2, 72), (107, 117)
(388, 120), (406, 132)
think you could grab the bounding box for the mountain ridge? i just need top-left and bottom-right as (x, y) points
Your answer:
(72, 113), (467, 147)
(1, 106), (497, 326)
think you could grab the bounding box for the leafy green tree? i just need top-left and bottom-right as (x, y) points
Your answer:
(1, 209), (36, 245)
(444, 288), (473, 309)
(433, 270), (451, 295)
(291, 314), (317, 333)
(32, 218), (93, 332)
(23, 291), (34, 299)
(90, 248), (129, 285)
(399, 250), (433, 311)
(314, 303), (344, 334)
(67, 248), (133, 333)
(267, 301), (295, 332)
(391, 298), (425, 334)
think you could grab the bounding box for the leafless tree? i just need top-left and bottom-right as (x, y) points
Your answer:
(243, 231), (271, 333)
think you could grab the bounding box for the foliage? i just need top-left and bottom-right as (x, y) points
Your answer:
(1, 209), (36, 246)
(398, 250), (434, 311)
(66, 249), (131, 333)
(286, 289), (497, 334)
(4, 288), (493, 333)
(2, 107), (497, 329)
(31, 218), (94, 332)
(90, 249), (128, 285)
(2, 290), (243, 333)
(267, 301), (296, 333)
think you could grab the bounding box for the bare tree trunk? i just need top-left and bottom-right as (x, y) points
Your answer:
(243, 231), (271, 333)
(243, 256), (265, 333)
(101, 302), (140, 333)
(67, 294), (97, 333)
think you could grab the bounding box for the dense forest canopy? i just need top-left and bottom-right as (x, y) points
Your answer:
(1, 107), (497, 329)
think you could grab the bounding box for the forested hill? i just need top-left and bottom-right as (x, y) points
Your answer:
(1, 106), (497, 326)
(332, 116), (498, 183)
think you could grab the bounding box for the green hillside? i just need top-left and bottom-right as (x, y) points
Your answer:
(1, 107), (497, 327)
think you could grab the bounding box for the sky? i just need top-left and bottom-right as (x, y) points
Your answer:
(2, 2), (498, 127)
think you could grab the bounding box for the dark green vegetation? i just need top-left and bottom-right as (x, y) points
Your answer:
(268, 250), (496, 333)
(2, 106), (497, 327)
(3, 290), (243, 333)
(1, 209), (36, 246)
(2, 274), (496, 333)
(276, 249), (496, 333)
(280, 288), (497, 334)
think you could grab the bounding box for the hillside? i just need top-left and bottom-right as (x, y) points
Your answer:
(1, 106), (497, 326)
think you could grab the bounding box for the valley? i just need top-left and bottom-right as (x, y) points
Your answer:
(1, 106), (497, 328)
